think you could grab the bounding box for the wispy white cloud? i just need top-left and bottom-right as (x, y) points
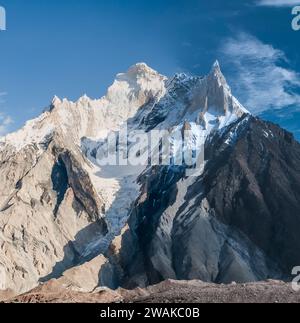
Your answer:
(220, 33), (300, 114)
(256, 0), (300, 7)
(0, 92), (13, 136)
(0, 115), (13, 136)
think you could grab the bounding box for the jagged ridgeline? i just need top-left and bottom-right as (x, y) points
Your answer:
(0, 62), (300, 295)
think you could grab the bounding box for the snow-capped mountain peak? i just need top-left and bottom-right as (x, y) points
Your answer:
(141, 61), (249, 135)
(2, 61), (300, 296)
(51, 95), (62, 107)
(208, 59), (230, 90)
(0, 62), (249, 155)
(118, 62), (162, 79)
(106, 62), (167, 106)
(78, 94), (91, 103)
(0, 63), (168, 153)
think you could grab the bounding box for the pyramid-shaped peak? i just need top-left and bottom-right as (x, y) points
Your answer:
(210, 60), (224, 76)
(208, 60), (229, 88)
(212, 60), (220, 70)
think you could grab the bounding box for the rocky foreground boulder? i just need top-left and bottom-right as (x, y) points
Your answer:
(2, 280), (299, 304)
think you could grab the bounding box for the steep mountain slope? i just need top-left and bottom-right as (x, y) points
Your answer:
(0, 63), (166, 293)
(203, 116), (300, 275)
(116, 115), (300, 288)
(0, 61), (299, 296)
(79, 61), (248, 258)
(0, 132), (108, 293)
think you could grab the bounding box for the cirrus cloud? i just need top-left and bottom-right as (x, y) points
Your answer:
(256, 0), (300, 7)
(0, 92), (13, 136)
(220, 33), (300, 114)
(0, 114), (13, 136)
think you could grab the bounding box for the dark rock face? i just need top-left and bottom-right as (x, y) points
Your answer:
(117, 116), (300, 286)
(203, 116), (300, 276)
(0, 132), (108, 293)
(121, 166), (186, 287)
(52, 157), (69, 216)
(59, 150), (106, 224)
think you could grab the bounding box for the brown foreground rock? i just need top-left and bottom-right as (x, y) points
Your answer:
(122, 280), (300, 303)
(0, 289), (15, 302)
(3, 279), (300, 303)
(4, 280), (122, 303)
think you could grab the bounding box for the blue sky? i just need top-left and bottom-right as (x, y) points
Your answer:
(0, 0), (300, 140)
